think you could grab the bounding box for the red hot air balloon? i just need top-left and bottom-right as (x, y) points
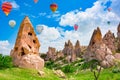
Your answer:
(34, 0), (38, 3)
(108, 8), (112, 12)
(74, 24), (78, 31)
(50, 3), (58, 12)
(2, 2), (12, 16)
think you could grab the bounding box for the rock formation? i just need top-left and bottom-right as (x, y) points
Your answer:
(83, 27), (115, 68)
(103, 30), (116, 52)
(117, 23), (120, 51)
(45, 47), (56, 61)
(10, 16), (44, 70)
(62, 40), (76, 62)
(74, 40), (81, 57)
(45, 47), (64, 61)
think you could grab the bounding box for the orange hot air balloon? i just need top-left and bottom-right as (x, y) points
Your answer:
(2, 2), (12, 16)
(50, 3), (58, 12)
(34, 0), (38, 3)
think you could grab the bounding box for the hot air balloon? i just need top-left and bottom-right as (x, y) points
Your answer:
(107, 21), (111, 25)
(36, 25), (44, 34)
(74, 24), (78, 31)
(9, 20), (16, 28)
(108, 8), (112, 12)
(50, 3), (58, 12)
(34, 0), (38, 3)
(2, 2), (12, 16)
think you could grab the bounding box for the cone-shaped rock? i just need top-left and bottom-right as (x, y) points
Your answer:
(74, 40), (81, 57)
(45, 47), (56, 61)
(103, 30), (116, 52)
(89, 27), (102, 46)
(10, 16), (44, 70)
(83, 27), (115, 68)
(62, 40), (76, 62)
(117, 23), (120, 50)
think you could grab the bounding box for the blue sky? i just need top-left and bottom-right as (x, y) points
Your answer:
(0, 0), (120, 55)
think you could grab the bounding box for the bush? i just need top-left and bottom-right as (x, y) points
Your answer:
(112, 68), (120, 73)
(0, 54), (13, 69)
(62, 64), (76, 73)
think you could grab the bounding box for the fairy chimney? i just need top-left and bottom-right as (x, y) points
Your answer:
(45, 47), (56, 61)
(83, 27), (115, 68)
(10, 16), (44, 70)
(103, 30), (116, 52)
(62, 40), (76, 62)
(117, 23), (120, 50)
(74, 40), (81, 57)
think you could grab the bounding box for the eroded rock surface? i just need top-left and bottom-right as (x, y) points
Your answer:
(10, 16), (44, 70)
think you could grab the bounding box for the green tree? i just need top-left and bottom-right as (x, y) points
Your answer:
(0, 54), (13, 69)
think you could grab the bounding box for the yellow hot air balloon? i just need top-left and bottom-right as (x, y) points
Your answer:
(50, 3), (58, 12)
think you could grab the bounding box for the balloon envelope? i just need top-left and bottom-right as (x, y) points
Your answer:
(36, 25), (44, 34)
(108, 8), (112, 12)
(74, 24), (78, 31)
(9, 20), (16, 28)
(107, 21), (110, 25)
(34, 0), (38, 3)
(2, 2), (12, 16)
(50, 3), (58, 12)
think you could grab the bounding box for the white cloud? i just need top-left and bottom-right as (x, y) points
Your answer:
(0, 40), (12, 55)
(37, 25), (61, 41)
(23, 3), (31, 7)
(46, 11), (61, 21)
(37, 25), (85, 53)
(59, 0), (120, 44)
(11, 1), (19, 9)
(39, 12), (46, 16)
(111, 0), (120, 17)
(1, 0), (20, 9)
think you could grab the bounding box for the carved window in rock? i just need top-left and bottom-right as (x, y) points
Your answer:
(15, 47), (18, 51)
(92, 42), (95, 45)
(28, 45), (31, 49)
(28, 32), (32, 36)
(21, 48), (25, 56)
(33, 40), (36, 44)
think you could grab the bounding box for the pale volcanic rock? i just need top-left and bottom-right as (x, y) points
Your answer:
(103, 30), (116, 52)
(74, 40), (81, 57)
(45, 47), (64, 61)
(62, 40), (76, 62)
(10, 16), (44, 70)
(45, 47), (56, 61)
(117, 23), (120, 50)
(83, 27), (115, 68)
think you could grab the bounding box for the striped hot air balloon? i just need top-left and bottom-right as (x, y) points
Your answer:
(2, 2), (12, 16)
(50, 3), (58, 12)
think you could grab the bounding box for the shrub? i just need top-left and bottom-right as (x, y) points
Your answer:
(0, 54), (13, 69)
(62, 64), (76, 73)
(112, 68), (120, 73)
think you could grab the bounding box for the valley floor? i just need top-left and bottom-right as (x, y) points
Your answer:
(0, 67), (120, 80)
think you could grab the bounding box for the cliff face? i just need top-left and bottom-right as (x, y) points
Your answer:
(10, 16), (44, 70)
(83, 27), (115, 68)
